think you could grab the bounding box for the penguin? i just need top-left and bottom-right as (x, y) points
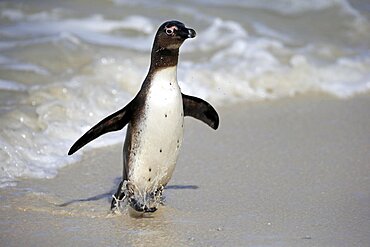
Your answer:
(68, 20), (219, 214)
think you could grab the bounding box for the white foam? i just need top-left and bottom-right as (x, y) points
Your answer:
(193, 0), (360, 15)
(179, 18), (370, 103)
(0, 79), (28, 91)
(0, 56), (146, 187)
(252, 22), (293, 43)
(4, 14), (152, 35)
(1, 61), (49, 75)
(1, 9), (24, 21)
(0, 13), (154, 50)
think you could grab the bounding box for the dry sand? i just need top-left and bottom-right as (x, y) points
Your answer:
(1, 94), (370, 246)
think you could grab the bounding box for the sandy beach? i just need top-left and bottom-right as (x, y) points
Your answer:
(1, 0), (370, 246)
(1, 94), (370, 246)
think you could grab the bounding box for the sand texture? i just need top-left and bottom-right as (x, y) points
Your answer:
(1, 95), (370, 246)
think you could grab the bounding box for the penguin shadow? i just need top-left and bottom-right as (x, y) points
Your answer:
(165, 185), (199, 190)
(57, 177), (199, 207)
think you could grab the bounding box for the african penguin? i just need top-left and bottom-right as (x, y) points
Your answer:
(68, 20), (219, 214)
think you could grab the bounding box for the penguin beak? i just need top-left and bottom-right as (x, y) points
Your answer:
(178, 27), (196, 39)
(187, 28), (196, 38)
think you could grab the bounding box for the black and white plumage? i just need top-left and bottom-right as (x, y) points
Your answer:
(68, 20), (219, 214)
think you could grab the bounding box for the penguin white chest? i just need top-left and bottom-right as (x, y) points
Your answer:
(130, 66), (184, 191)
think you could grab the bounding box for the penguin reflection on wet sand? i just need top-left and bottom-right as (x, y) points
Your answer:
(68, 20), (219, 214)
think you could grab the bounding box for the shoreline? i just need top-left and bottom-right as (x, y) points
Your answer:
(1, 94), (370, 246)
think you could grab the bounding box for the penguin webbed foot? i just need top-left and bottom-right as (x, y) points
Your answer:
(111, 194), (126, 212)
(110, 180), (126, 212)
(128, 185), (165, 213)
(129, 197), (158, 213)
(111, 181), (165, 213)
(154, 185), (166, 205)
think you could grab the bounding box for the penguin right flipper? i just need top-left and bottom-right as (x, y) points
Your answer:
(68, 99), (134, 155)
(182, 93), (219, 130)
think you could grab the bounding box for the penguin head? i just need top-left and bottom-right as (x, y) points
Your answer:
(154, 20), (196, 50)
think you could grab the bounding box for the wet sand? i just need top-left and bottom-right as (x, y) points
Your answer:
(1, 94), (370, 246)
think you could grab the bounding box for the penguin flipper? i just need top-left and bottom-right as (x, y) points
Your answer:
(68, 100), (134, 155)
(182, 93), (219, 130)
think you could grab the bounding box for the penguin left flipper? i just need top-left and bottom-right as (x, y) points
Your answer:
(68, 99), (135, 155)
(182, 93), (219, 130)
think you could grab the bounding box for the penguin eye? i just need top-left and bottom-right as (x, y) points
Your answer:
(165, 28), (174, 36)
(165, 26), (177, 36)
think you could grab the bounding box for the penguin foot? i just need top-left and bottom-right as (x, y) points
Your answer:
(111, 180), (127, 211)
(129, 197), (158, 213)
(155, 185), (166, 205)
(111, 194), (126, 211)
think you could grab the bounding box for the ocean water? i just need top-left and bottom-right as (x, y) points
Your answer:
(0, 0), (369, 187)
